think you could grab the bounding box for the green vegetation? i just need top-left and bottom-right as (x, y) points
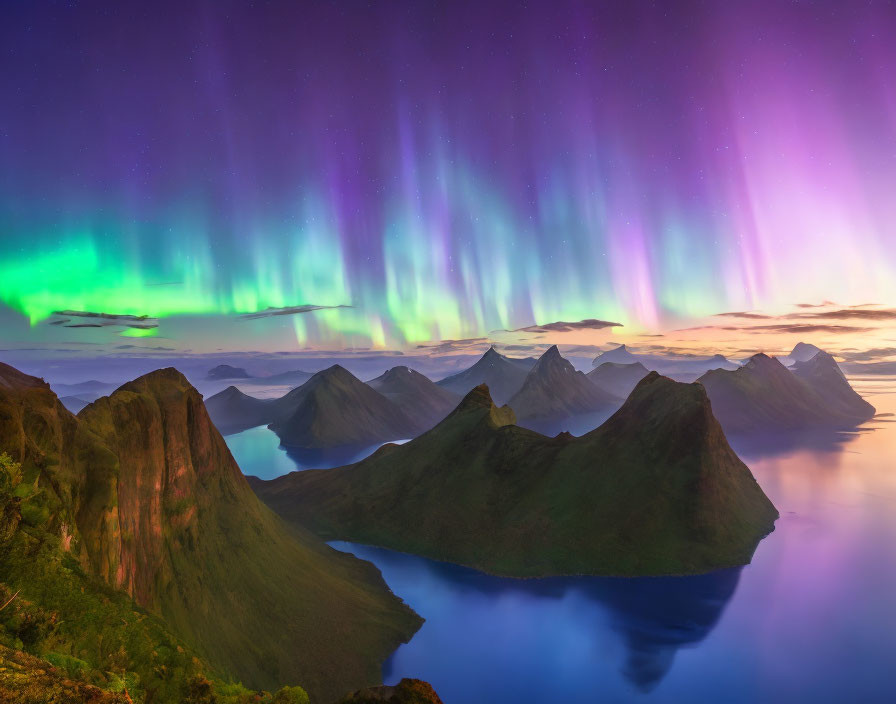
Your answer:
(255, 375), (779, 577)
(0, 362), (421, 703)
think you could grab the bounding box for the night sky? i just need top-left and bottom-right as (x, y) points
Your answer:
(2, 1), (895, 351)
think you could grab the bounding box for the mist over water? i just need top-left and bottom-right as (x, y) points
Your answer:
(228, 376), (896, 703)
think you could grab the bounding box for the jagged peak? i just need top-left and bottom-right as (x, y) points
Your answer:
(791, 341), (822, 358)
(456, 383), (495, 410)
(744, 352), (778, 368)
(447, 384), (516, 427)
(481, 345), (502, 360)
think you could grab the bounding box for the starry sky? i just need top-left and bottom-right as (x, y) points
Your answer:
(2, 0), (896, 354)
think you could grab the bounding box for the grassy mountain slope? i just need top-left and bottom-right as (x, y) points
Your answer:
(254, 374), (778, 577)
(0, 362), (421, 703)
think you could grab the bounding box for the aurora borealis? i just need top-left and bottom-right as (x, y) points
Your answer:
(2, 1), (896, 351)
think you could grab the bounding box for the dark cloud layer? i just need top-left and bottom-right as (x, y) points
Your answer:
(240, 304), (352, 320)
(714, 312), (774, 320)
(794, 308), (896, 321)
(509, 319), (623, 334)
(49, 310), (159, 329)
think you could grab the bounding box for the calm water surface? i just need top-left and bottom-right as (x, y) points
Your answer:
(227, 377), (896, 703)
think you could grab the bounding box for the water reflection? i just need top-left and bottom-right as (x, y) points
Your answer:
(591, 569), (741, 691)
(225, 425), (403, 479)
(331, 542), (741, 695)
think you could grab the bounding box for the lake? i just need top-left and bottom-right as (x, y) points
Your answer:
(226, 376), (896, 703)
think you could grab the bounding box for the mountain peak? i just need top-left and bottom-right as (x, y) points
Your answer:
(790, 342), (822, 363)
(311, 364), (357, 384)
(456, 383), (496, 410)
(117, 367), (194, 396)
(448, 384), (516, 427)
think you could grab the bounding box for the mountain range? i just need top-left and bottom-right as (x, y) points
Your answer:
(0, 361), (421, 703)
(207, 364), (455, 447)
(586, 361), (651, 399)
(206, 363), (253, 380)
(366, 366), (460, 430)
(698, 352), (875, 434)
(268, 365), (422, 449)
(252, 373), (779, 577)
(507, 345), (620, 431)
(592, 345), (737, 378)
(436, 346), (536, 405)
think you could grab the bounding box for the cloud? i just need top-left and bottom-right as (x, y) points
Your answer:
(795, 301), (836, 308)
(836, 347), (896, 362)
(793, 308), (896, 321)
(713, 312), (773, 320)
(49, 310), (159, 329)
(729, 324), (874, 334)
(507, 318), (623, 334)
(416, 337), (489, 355)
(114, 344), (176, 351)
(240, 304), (352, 319)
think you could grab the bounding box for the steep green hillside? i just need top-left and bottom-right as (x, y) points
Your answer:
(255, 374), (778, 577)
(0, 362), (421, 703)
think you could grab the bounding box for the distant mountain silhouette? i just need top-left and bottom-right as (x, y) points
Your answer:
(587, 361), (651, 399)
(592, 346), (736, 378)
(270, 365), (422, 449)
(205, 385), (275, 433)
(367, 366), (460, 430)
(59, 395), (92, 414)
(790, 342), (823, 363)
(206, 364), (252, 380)
(246, 368), (314, 386)
(592, 344), (639, 366)
(508, 346), (620, 428)
(698, 352), (875, 434)
(791, 350), (875, 421)
(775, 341), (824, 367)
(436, 346), (534, 404)
(255, 373), (778, 577)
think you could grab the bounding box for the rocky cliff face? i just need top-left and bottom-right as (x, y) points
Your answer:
(0, 363), (421, 703)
